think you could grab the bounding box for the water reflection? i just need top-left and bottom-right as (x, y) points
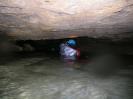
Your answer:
(0, 55), (132, 99)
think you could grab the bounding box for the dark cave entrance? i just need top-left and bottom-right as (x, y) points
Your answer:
(14, 37), (133, 56)
(1, 36), (133, 69)
(13, 37), (133, 67)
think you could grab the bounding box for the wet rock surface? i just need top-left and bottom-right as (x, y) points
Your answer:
(0, 54), (132, 99)
(0, 0), (133, 40)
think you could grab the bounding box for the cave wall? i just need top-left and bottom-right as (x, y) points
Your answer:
(0, 0), (133, 40)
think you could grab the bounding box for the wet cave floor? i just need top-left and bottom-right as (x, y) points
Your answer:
(0, 53), (133, 99)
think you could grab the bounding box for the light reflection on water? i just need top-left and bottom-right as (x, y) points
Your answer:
(0, 57), (132, 99)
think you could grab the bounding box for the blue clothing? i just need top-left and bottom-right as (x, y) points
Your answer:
(67, 39), (76, 46)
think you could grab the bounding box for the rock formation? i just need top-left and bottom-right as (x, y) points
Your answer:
(0, 0), (133, 40)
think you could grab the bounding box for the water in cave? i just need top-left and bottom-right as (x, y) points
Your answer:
(0, 37), (133, 99)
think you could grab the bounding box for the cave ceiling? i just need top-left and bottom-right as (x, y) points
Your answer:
(0, 0), (133, 40)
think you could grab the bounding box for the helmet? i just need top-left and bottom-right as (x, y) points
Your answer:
(67, 39), (76, 46)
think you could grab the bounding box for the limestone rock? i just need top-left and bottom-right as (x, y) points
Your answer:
(0, 0), (133, 40)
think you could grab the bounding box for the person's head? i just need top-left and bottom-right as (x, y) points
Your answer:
(67, 39), (76, 47)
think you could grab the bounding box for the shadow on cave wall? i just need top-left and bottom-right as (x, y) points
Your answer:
(0, 32), (11, 62)
(0, 32), (20, 64)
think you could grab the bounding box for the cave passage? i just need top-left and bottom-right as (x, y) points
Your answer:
(0, 0), (133, 98)
(0, 37), (133, 99)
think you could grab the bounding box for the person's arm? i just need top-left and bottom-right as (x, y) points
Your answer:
(76, 48), (80, 57)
